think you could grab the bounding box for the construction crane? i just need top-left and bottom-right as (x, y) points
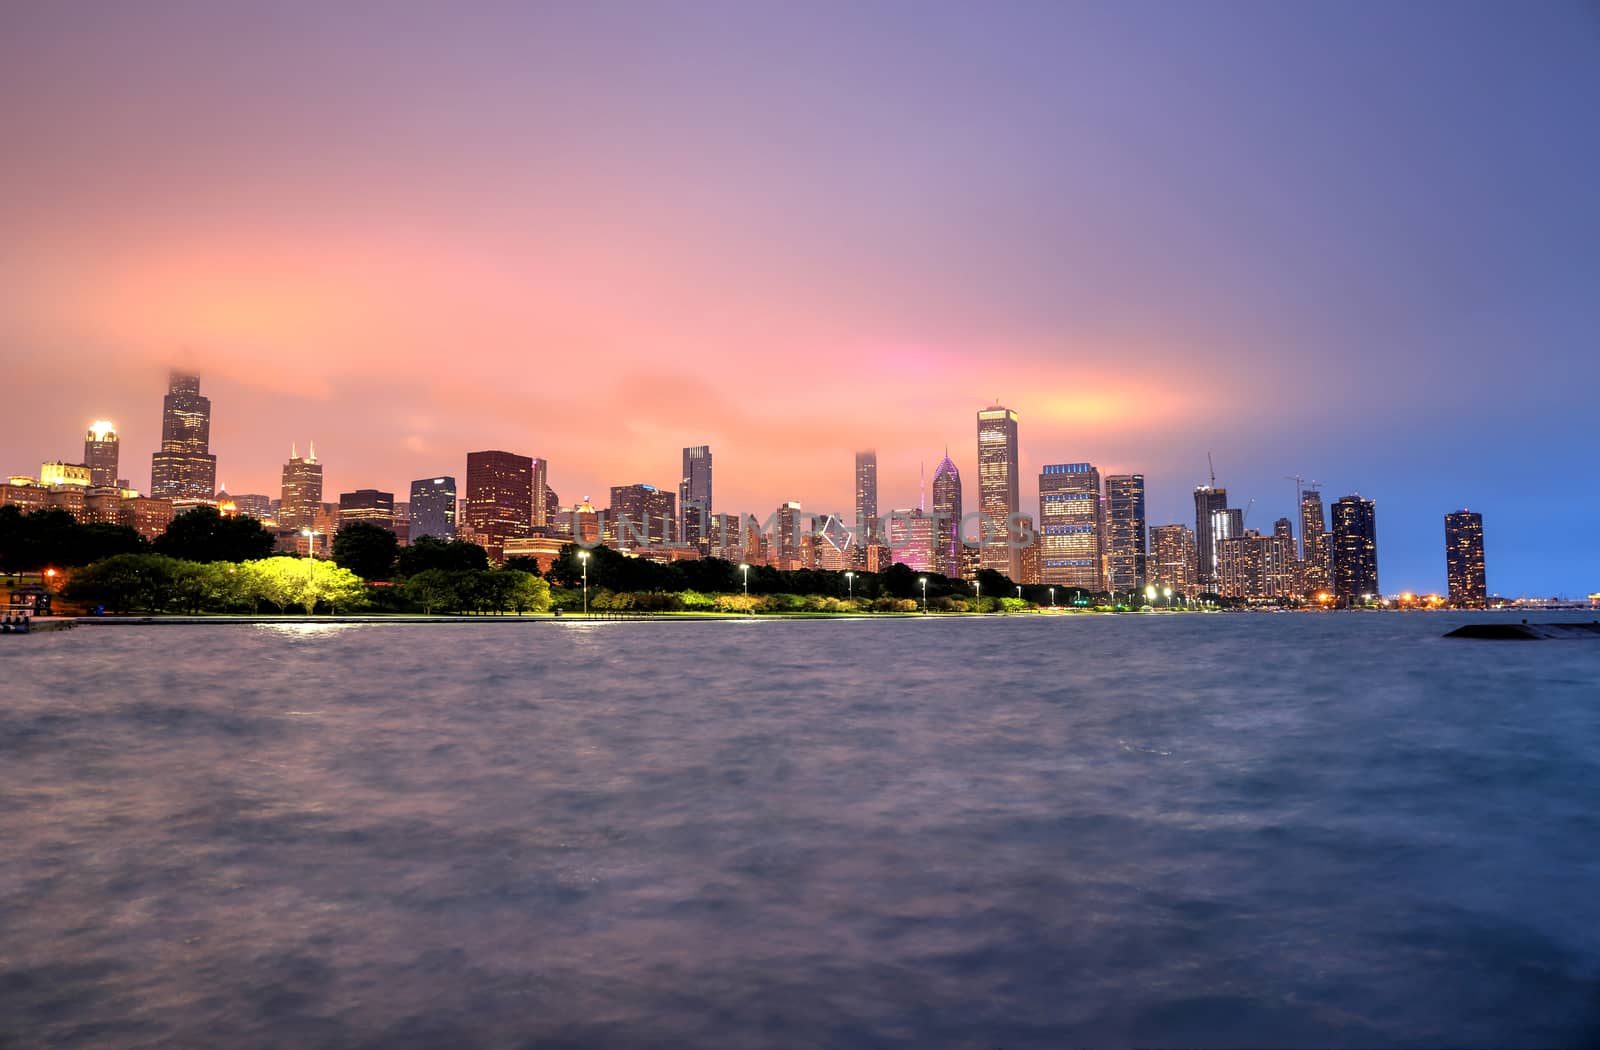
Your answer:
(1207, 452), (1217, 488)
(1241, 497), (1256, 527)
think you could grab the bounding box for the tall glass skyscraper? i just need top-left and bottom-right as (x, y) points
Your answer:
(854, 450), (877, 549)
(1039, 463), (1101, 590)
(149, 371), (217, 499)
(409, 476), (457, 541)
(977, 405), (1020, 581)
(278, 443), (323, 530)
(1193, 486), (1228, 591)
(1299, 489), (1331, 595)
(1444, 510), (1486, 608)
(1332, 495), (1379, 604)
(679, 445), (712, 545)
(1104, 473), (1146, 593)
(931, 452), (962, 577)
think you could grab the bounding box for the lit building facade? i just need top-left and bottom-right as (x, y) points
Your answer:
(1331, 495), (1379, 604)
(679, 445), (712, 545)
(149, 371), (217, 500)
(338, 489), (396, 531)
(1039, 463), (1102, 591)
(1300, 490), (1331, 595)
(84, 421), (119, 488)
(1445, 510), (1487, 608)
(886, 508), (936, 573)
(465, 450), (533, 563)
(1193, 486), (1233, 591)
(854, 450), (878, 551)
(610, 483), (675, 549)
(39, 461), (91, 488)
(278, 444), (324, 530)
(231, 493), (273, 521)
(774, 500), (805, 570)
(409, 476), (457, 541)
(1217, 531), (1298, 599)
(1149, 523), (1198, 594)
(977, 405), (1021, 581)
(931, 452), (962, 577)
(1104, 473), (1146, 593)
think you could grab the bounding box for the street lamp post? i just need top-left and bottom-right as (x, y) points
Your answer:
(1050, 586), (1056, 608)
(739, 563), (750, 613)
(301, 528), (320, 611)
(579, 550), (589, 616)
(845, 570), (854, 602)
(1163, 587), (1172, 608)
(919, 576), (928, 613)
(974, 578), (980, 612)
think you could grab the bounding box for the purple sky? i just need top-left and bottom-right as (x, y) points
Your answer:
(2, 2), (1597, 594)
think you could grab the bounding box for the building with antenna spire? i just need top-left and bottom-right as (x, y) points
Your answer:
(931, 449), (962, 577)
(278, 441), (324, 530)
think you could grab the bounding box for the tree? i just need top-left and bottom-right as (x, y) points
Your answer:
(502, 570), (550, 614)
(240, 558), (301, 613)
(65, 553), (184, 613)
(401, 569), (461, 614)
(396, 536), (488, 576)
(332, 522), (399, 581)
(153, 507), (275, 563)
(302, 562), (367, 614)
(501, 556), (542, 577)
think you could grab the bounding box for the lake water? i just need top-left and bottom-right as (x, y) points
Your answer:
(4, 613), (1600, 1048)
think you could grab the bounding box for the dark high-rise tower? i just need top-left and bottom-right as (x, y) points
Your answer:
(84, 421), (120, 488)
(610, 483), (675, 548)
(1445, 510), (1487, 608)
(1193, 486), (1229, 591)
(977, 405), (1020, 581)
(931, 451), (962, 577)
(1105, 474), (1147, 593)
(1331, 495), (1379, 604)
(854, 450), (878, 547)
(679, 445), (712, 545)
(279, 443), (324, 530)
(409, 476), (457, 541)
(149, 370), (217, 499)
(465, 450), (533, 563)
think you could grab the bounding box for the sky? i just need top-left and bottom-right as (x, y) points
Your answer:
(2, 1), (1597, 595)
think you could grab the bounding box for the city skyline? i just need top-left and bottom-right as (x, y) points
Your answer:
(0, 369), (1542, 601)
(3, 4), (1597, 594)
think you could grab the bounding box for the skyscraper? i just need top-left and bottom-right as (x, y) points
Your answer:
(338, 489), (396, 531)
(610, 483), (675, 548)
(775, 500), (805, 570)
(149, 371), (217, 499)
(885, 508), (936, 573)
(465, 450), (533, 563)
(409, 477), (457, 541)
(1104, 474), (1147, 593)
(1149, 524), (1197, 594)
(854, 450), (878, 548)
(1039, 463), (1102, 591)
(1445, 510), (1487, 608)
(1299, 489), (1331, 595)
(84, 421), (119, 488)
(1331, 495), (1379, 604)
(931, 451), (962, 577)
(977, 404), (1020, 581)
(679, 445), (712, 545)
(278, 443), (323, 530)
(1193, 486), (1229, 591)
(530, 458), (549, 530)
(1217, 530), (1298, 599)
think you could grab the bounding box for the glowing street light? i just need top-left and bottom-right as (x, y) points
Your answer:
(974, 578), (981, 611)
(579, 550), (589, 616)
(1049, 586), (1056, 609)
(739, 563), (750, 612)
(845, 570), (854, 601)
(301, 529), (320, 607)
(1163, 587), (1172, 607)
(1145, 585), (1157, 606)
(919, 576), (928, 613)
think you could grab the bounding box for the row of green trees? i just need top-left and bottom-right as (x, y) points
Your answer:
(65, 555), (366, 614)
(62, 553), (553, 617)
